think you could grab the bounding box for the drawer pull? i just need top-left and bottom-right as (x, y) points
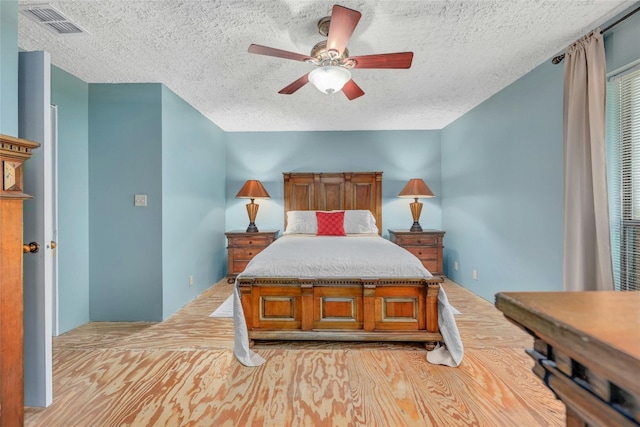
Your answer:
(249, 241), (252, 245)
(248, 252), (253, 256)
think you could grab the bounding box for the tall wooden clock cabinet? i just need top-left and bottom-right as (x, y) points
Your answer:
(0, 134), (40, 426)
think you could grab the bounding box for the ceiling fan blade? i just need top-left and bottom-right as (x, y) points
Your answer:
(248, 44), (311, 62)
(326, 5), (361, 57)
(342, 79), (364, 100)
(278, 73), (310, 95)
(349, 52), (414, 69)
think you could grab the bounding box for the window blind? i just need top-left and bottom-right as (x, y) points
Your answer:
(606, 67), (640, 291)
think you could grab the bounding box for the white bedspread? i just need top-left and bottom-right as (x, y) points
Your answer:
(242, 234), (435, 279)
(233, 234), (464, 367)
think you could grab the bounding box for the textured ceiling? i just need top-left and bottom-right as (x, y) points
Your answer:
(17, 0), (637, 132)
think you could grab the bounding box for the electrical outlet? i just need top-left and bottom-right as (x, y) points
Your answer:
(473, 270), (478, 280)
(189, 275), (193, 286)
(134, 194), (147, 207)
(454, 261), (459, 271)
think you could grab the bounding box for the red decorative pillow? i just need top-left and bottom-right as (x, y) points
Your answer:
(316, 211), (346, 236)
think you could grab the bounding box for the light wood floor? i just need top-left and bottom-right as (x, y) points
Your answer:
(25, 279), (565, 426)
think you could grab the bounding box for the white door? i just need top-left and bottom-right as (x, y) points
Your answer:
(50, 105), (59, 337)
(19, 50), (54, 407)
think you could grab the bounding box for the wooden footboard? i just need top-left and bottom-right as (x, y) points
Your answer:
(238, 276), (443, 347)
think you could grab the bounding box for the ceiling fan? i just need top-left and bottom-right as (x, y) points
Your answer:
(248, 4), (413, 101)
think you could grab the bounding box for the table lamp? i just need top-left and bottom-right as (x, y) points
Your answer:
(398, 178), (435, 232)
(236, 180), (270, 232)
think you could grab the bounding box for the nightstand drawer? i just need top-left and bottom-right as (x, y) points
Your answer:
(231, 246), (267, 261)
(404, 246), (438, 261)
(227, 235), (273, 247)
(392, 234), (441, 246)
(233, 260), (251, 273)
(422, 260), (440, 274)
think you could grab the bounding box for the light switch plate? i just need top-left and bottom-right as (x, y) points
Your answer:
(134, 194), (147, 207)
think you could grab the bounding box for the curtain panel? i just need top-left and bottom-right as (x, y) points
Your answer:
(563, 30), (614, 291)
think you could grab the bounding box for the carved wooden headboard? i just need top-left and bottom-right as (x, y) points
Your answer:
(283, 172), (383, 235)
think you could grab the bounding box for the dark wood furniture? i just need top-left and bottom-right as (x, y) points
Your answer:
(1, 134), (39, 427)
(495, 291), (640, 427)
(388, 229), (445, 276)
(225, 230), (279, 283)
(238, 172), (444, 348)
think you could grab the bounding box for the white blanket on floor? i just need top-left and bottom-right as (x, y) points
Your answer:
(232, 234), (463, 367)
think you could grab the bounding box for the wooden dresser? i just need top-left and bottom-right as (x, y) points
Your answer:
(495, 291), (640, 427)
(225, 230), (279, 283)
(0, 134), (39, 426)
(388, 229), (445, 276)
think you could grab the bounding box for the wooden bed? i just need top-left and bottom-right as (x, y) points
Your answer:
(238, 172), (443, 348)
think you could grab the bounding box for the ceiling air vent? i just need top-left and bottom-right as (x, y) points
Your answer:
(19, 4), (86, 35)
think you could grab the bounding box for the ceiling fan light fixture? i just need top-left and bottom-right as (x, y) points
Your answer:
(308, 66), (351, 94)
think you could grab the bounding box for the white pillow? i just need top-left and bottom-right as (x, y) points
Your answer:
(344, 210), (378, 234)
(284, 210), (317, 234)
(284, 209), (378, 234)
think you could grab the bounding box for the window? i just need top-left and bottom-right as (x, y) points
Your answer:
(607, 66), (640, 291)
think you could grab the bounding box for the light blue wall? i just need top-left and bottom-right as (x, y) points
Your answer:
(0, 0), (18, 135)
(441, 62), (564, 302)
(225, 130), (441, 238)
(440, 2), (640, 302)
(161, 86), (226, 319)
(87, 83), (225, 322)
(51, 67), (90, 333)
(89, 84), (163, 321)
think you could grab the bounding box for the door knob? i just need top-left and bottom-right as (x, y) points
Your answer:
(23, 242), (40, 253)
(48, 241), (57, 249)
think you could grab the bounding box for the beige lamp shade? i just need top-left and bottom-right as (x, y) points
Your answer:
(398, 178), (435, 232)
(236, 180), (270, 232)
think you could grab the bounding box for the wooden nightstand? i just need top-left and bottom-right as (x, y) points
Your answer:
(388, 229), (445, 276)
(225, 230), (279, 283)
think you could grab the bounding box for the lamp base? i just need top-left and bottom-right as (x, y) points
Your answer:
(409, 222), (423, 232)
(245, 200), (260, 232)
(408, 199), (424, 232)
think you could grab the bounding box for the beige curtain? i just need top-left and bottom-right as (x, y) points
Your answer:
(563, 29), (614, 291)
